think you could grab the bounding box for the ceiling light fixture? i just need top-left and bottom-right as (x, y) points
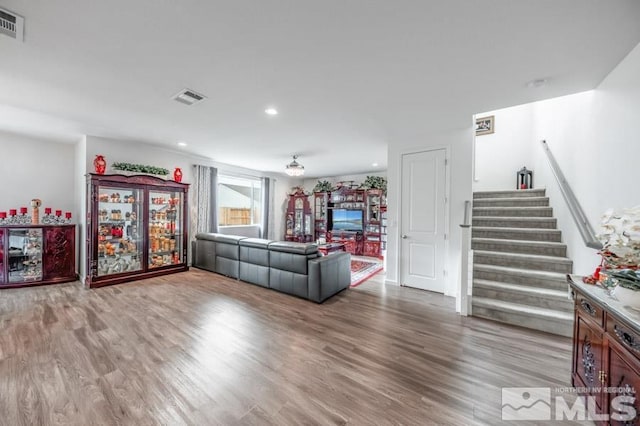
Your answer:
(177, 141), (187, 147)
(265, 107), (279, 116)
(285, 155), (304, 176)
(372, 163), (379, 167)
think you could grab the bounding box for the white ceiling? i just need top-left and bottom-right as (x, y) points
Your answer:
(1, 0), (639, 178)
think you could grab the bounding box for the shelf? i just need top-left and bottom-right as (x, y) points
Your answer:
(98, 253), (139, 258)
(99, 220), (131, 224)
(149, 250), (176, 255)
(99, 201), (138, 206)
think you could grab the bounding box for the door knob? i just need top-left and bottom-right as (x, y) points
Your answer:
(402, 235), (408, 239)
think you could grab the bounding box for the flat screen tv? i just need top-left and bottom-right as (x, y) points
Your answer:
(331, 209), (363, 232)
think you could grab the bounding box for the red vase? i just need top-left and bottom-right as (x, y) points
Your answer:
(174, 167), (183, 182)
(94, 155), (107, 174)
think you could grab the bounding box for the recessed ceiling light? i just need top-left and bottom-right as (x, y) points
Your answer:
(372, 163), (379, 167)
(177, 141), (187, 147)
(265, 107), (278, 116)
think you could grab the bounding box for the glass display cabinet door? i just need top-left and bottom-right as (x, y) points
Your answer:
(96, 186), (144, 276)
(148, 190), (184, 268)
(0, 228), (4, 283)
(8, 228), (43, 283)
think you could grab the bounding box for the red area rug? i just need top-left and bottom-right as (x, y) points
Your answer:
(350, 259), (383, 288)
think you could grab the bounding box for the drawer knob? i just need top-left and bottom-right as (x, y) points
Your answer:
(614, 325), (640, 353)
(580, 299), (596, 317)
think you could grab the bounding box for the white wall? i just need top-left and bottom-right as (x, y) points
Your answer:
(302, 171), (387, 193)
(530, 40), (640, 273)
(471, 42), (640, 275)
(0, 131), (76, 217)
(473, 104), (535, 191)
(386, 126), (474, 297)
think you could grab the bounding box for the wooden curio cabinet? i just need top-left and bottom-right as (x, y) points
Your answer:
(86, 173), (189, 288)
(313, 191), (330, 241)
(284, 187), (313, 242)
(363, 189), (386, 258)
(0, 224), (76, 289)
(570, 276), (640, 424)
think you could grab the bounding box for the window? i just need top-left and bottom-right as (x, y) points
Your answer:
(217, 175), (262, 226)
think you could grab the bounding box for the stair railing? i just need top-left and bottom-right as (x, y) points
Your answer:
(540, 140), (602, 249)
(458, 200), (472, 316)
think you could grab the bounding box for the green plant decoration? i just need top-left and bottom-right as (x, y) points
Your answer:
(112, 162), (170, 176)
(362, 175), (387, 193)
(313, 180), (333, 193)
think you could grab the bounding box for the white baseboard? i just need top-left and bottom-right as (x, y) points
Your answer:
(384, 279), (399, 286)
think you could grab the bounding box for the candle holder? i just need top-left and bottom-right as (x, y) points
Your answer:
(8, 209), (17, 224)
(19, 207), (29, 224)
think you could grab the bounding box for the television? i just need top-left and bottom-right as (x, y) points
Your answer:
(330, 209), (363, 232)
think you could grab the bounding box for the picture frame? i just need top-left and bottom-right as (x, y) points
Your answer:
(475, 115), (495, 136)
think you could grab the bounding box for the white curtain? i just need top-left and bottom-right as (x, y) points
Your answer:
(190, 165), (217, 244)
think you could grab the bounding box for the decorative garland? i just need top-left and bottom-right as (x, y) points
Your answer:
(112, 162), (169, 176)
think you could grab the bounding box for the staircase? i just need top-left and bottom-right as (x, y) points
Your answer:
(471, 188), (574, 337)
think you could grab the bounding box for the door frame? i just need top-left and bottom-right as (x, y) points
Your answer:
(398, 145), (451, 292)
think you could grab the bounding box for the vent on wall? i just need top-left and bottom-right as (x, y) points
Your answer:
(0, 7), (24, 41)
(172, 88), (207, 106)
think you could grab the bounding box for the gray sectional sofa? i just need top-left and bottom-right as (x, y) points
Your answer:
(193, 233), (351, 303)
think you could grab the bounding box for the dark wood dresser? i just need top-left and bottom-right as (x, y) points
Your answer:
(569, 275), (640, 424)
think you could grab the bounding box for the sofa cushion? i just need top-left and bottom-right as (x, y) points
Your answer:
(211, 234), (246, 245)
(195, 232), (218, 242)
(240, 238), (273, 249)
(269, 250), (318, 275)
(239, 263), (270, 288)
(268, 241), (318, 255)
(216, 256), (239, 278)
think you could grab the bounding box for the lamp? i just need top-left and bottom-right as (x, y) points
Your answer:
(285, 155), (305, 177)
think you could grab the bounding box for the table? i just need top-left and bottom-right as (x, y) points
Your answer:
(318, 243), (346, 256)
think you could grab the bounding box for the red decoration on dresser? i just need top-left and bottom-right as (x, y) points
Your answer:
(94, 155), (107, 174)
(173, 167), (183, 182)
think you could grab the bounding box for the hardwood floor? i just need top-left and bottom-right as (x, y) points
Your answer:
(0, 269), (580, 425)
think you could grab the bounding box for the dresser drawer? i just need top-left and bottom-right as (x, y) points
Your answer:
(607, 316), (640, 362)
(575, 292), (604, 328)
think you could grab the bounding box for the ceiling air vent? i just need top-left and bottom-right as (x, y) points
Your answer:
(172, 88), (207, 106)
(0, 7), (24, 41)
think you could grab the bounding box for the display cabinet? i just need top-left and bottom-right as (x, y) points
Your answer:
(313, 191), (330, 241)
(0, 225), (76, 289)
(363, 189), (386, 258)
(284, 187), (312, 242)
(86, 173), (189, 288)
(569, 276), (640, 424)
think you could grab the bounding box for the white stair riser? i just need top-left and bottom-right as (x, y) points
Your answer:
(474, 253), (572, 273)
(472, 218), (557, 229)
(473, 189), (546, 199)
(473, 267), (568, 291)
(473, 208), (553, 217)
(473, 198), (550, 207)
(472, 306), (573, 337)
(473, 286), (573, 311)
(472, 240), (567, 257)
(472, 228), (562, 242)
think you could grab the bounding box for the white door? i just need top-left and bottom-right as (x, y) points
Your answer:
(400, 149), (447, 293)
